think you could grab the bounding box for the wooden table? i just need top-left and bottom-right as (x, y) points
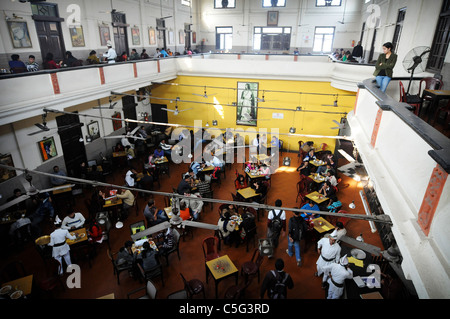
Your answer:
(309, 159), (326, 167)
(305, 191), (328, 204)
(97, 293), (115, 299)
(155, 157), (170, 177)
(421, 89), (450, 122)
(164, 207), (174, 219)
(113, 151), (127, 158)
(103, 198), (123, 222)
(66, 228), (88, 246)
(237, 187), (259, 201)
(311, 217), (335, 234)
(52, 184), (73, 195)
(206, 255), (238, 298)
(246, 170), (267, 182)
(1, 274), (33, 296)
(308, 173), (326, 184)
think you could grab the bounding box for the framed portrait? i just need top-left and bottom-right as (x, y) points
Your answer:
(148, 28), (156, 45)
(236, 82), (258, 126)
(99, 26), (111, 46)
(192, 31), (197, 44)
(87, 121), (100, 141)
(131, 27), (140, 46)
(0, 154), (16, 183)
(69, 26), (85, 47)
(112, 112), (122, 131)
(7, 21), (32, 48)
(38, 137), (58, 162)
(267, 11), (279, 26)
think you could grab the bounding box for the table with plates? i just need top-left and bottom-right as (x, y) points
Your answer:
(311, 217), (335, 234)
(246, 170), (267, 183)
(1, 274), (33, 299)
(155, 156), (170, 177)
(103, 197), (123, 222)
(66, 227), (88, 246)
(305, 191), (329, 205)
(164, 207), (174, 219)
(206, 255), (239, 298)
(308, 173), (326, 184)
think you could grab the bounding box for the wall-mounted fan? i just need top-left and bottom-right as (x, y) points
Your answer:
(193, 86), (217, 98)
(28, 112), (83, 136)
(0, 172), (75, 212)
(130, 197), (218, 241)
(402, 46), (431, 95)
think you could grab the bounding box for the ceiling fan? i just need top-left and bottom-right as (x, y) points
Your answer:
(27, 112), (83, 136)
(159, 0), (172, 20)
(338, 0), (347, 24)
(192, 87), (217, 99)
(256, 90), (278, 103)
(130, 197), (218, 241)
(103, 126), (146, 141)
(0, 172), (75, 212)
(322, 95), (339, 107)
(99, 0), (124, 14)
(93, 96), (119, 110)
(330, 119), (346, 130)
(161, 101), (193, 115)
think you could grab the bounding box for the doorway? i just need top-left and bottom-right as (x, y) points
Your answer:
(151, 103), (168, 131)
(112, 12), (129, 56)
(156, 19), (167, 49)
(122, 95), (137, 131)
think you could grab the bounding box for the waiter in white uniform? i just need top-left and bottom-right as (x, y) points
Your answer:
(103, 40), (117, 64)
(49, 220), (76, 274)
(315, 230), (341, 288)
(323, 254), (353, 299)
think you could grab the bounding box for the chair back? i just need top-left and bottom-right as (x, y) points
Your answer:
(202, 237), (219, 261)
(130, 220), (146, 239)
(336, 210), (351, 227)
(146, 280), (158, 299)
(419, 77), (443, 94)
(399, 81), (406, 102)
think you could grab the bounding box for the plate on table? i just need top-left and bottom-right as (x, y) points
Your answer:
(351, 248), (366, 260)
(10, 290), (23, 299)
(0, 285), (12, 295)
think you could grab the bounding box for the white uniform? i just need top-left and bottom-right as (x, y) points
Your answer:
(323, 262), (353, 299)
(49, 228), (76, 274)
(103, 47), (117, 63)
(316, 237), (341, 281)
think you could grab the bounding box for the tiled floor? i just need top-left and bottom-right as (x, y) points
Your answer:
(0, 150), (385, 300)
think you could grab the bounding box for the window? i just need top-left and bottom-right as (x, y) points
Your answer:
(253, 27), (291, 51)
(427, 0), (450, 71)
(216, 27), (233, 50)
(392, 7), (406, 53)
(313, 27), (335, 53)
(31, 3), (58, 17)
(181, 0), (191, 6)
(262, 0), (286, 8)
(316, 0), (342, 7)
(215, 0), (236, 8)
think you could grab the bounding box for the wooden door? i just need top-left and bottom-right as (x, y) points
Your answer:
(113, 26), (128, 56)
(35, 20), (65, 62)
(122, 95), (137, 131)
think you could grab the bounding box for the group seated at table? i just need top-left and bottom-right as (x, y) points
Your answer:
(217, 205), (243, 247)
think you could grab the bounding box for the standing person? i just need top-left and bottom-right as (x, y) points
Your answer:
(286, 210), (307, 267)
(30, 192), (55, 237)
(26, 55), (40, 72)
(373, 42), (397, 92)
(323, 255), (353, 299)
(266, 199), (286, 256)
(260, 258), (294, 299)
(103, 40), (117, 64)
(315, 230), (341, 288)
(48, 220), (76, 275)
(352, 41), (363, 63)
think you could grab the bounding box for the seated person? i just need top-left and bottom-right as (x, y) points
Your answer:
(129, 49), (140, 61)
(116, 241), (134, 268)
(259, 164), (271, 179)
(217, 211), (239, 246)
(50, 165), (67, 186)
(153, 146), (165, 159)
(7, 188), (27, 212)
(125, 145), (135, 160)
(296, 160), (311, 177)
(235, 174), (248, 190)
(125, 167), (137, 187)
(251, 180), (268, 203)
(300, 200), (320, 219)
(8, 212), (31, 242)
(155, 226), (176, 255)
(317, 163), (332, 176)
(318, 181), (337, 202)
(138, 168), (154, 190)
(25, 55), (40, 72)
(177, 174), (193, 195)
(180, 193), (203, 221)
(61, 208), (86, 230)
(134, 241), (158, 272)
(87, 219), (103, 243)
(9, 54), (27, 73)
(86, 50), (100, 64)
(62, 51), (80, 67)
(179, 201), (192, 221)
(116, 188), (135, 220)
(324, 169), (338, 187)
(121, 134), (134, 150)
(196, 173), (212, 197)
(326, 198), (342, 213)
(114, 142), (125, 152)
(334, 221), (347, 241)
(303, 149), (316, 162)
(301, 141), (314, 154)
(143, 199), (167, 227)
(89, 189), (105, 217)
(159, 139), (173, 157)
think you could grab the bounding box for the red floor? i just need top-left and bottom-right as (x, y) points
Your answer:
(1, 151), (383, 300)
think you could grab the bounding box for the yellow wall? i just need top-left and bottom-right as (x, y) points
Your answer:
(151, 75), (356, 153)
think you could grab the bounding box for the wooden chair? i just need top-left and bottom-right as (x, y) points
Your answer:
(180, 273), (206, 299)
(160, 228), (181, 266)
(37, 258), (65, 298)
(136, 259), (165, 286)
(419, 77), (443, 117)
(297, 140), (305, 163)
(202, 236), (220, 262)
(241, 248), (264, 284)
(224, 276), (253, 299)
(433, 99), (450, 130)
(127, 280), (158, 299)
(399, 81), (422, 115)
(107, 249), (133, 285)
(335, 210), (351, 227)
(296, 178), (308, 203)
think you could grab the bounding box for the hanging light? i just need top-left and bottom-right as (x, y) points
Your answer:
(349, 200), (356, 209)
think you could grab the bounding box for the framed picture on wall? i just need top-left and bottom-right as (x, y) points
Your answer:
(69, 26), (85, 47)
(99, 26), (111, 46)
(149, 28), (156, 45)
(131, 27), (140, 45)
(0, 154), (17, 183)
(236, 82), (258, 126)
(112, 112), (122, 131)
(87, 121), (100, 141)
(192, 31), (197, 44)
(179, 30), (185, 44)
(267, 11), (279, 26)
(7, 21), (32, 48)
(168, 31), (174, 45)
(38, 137), (58, 162)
